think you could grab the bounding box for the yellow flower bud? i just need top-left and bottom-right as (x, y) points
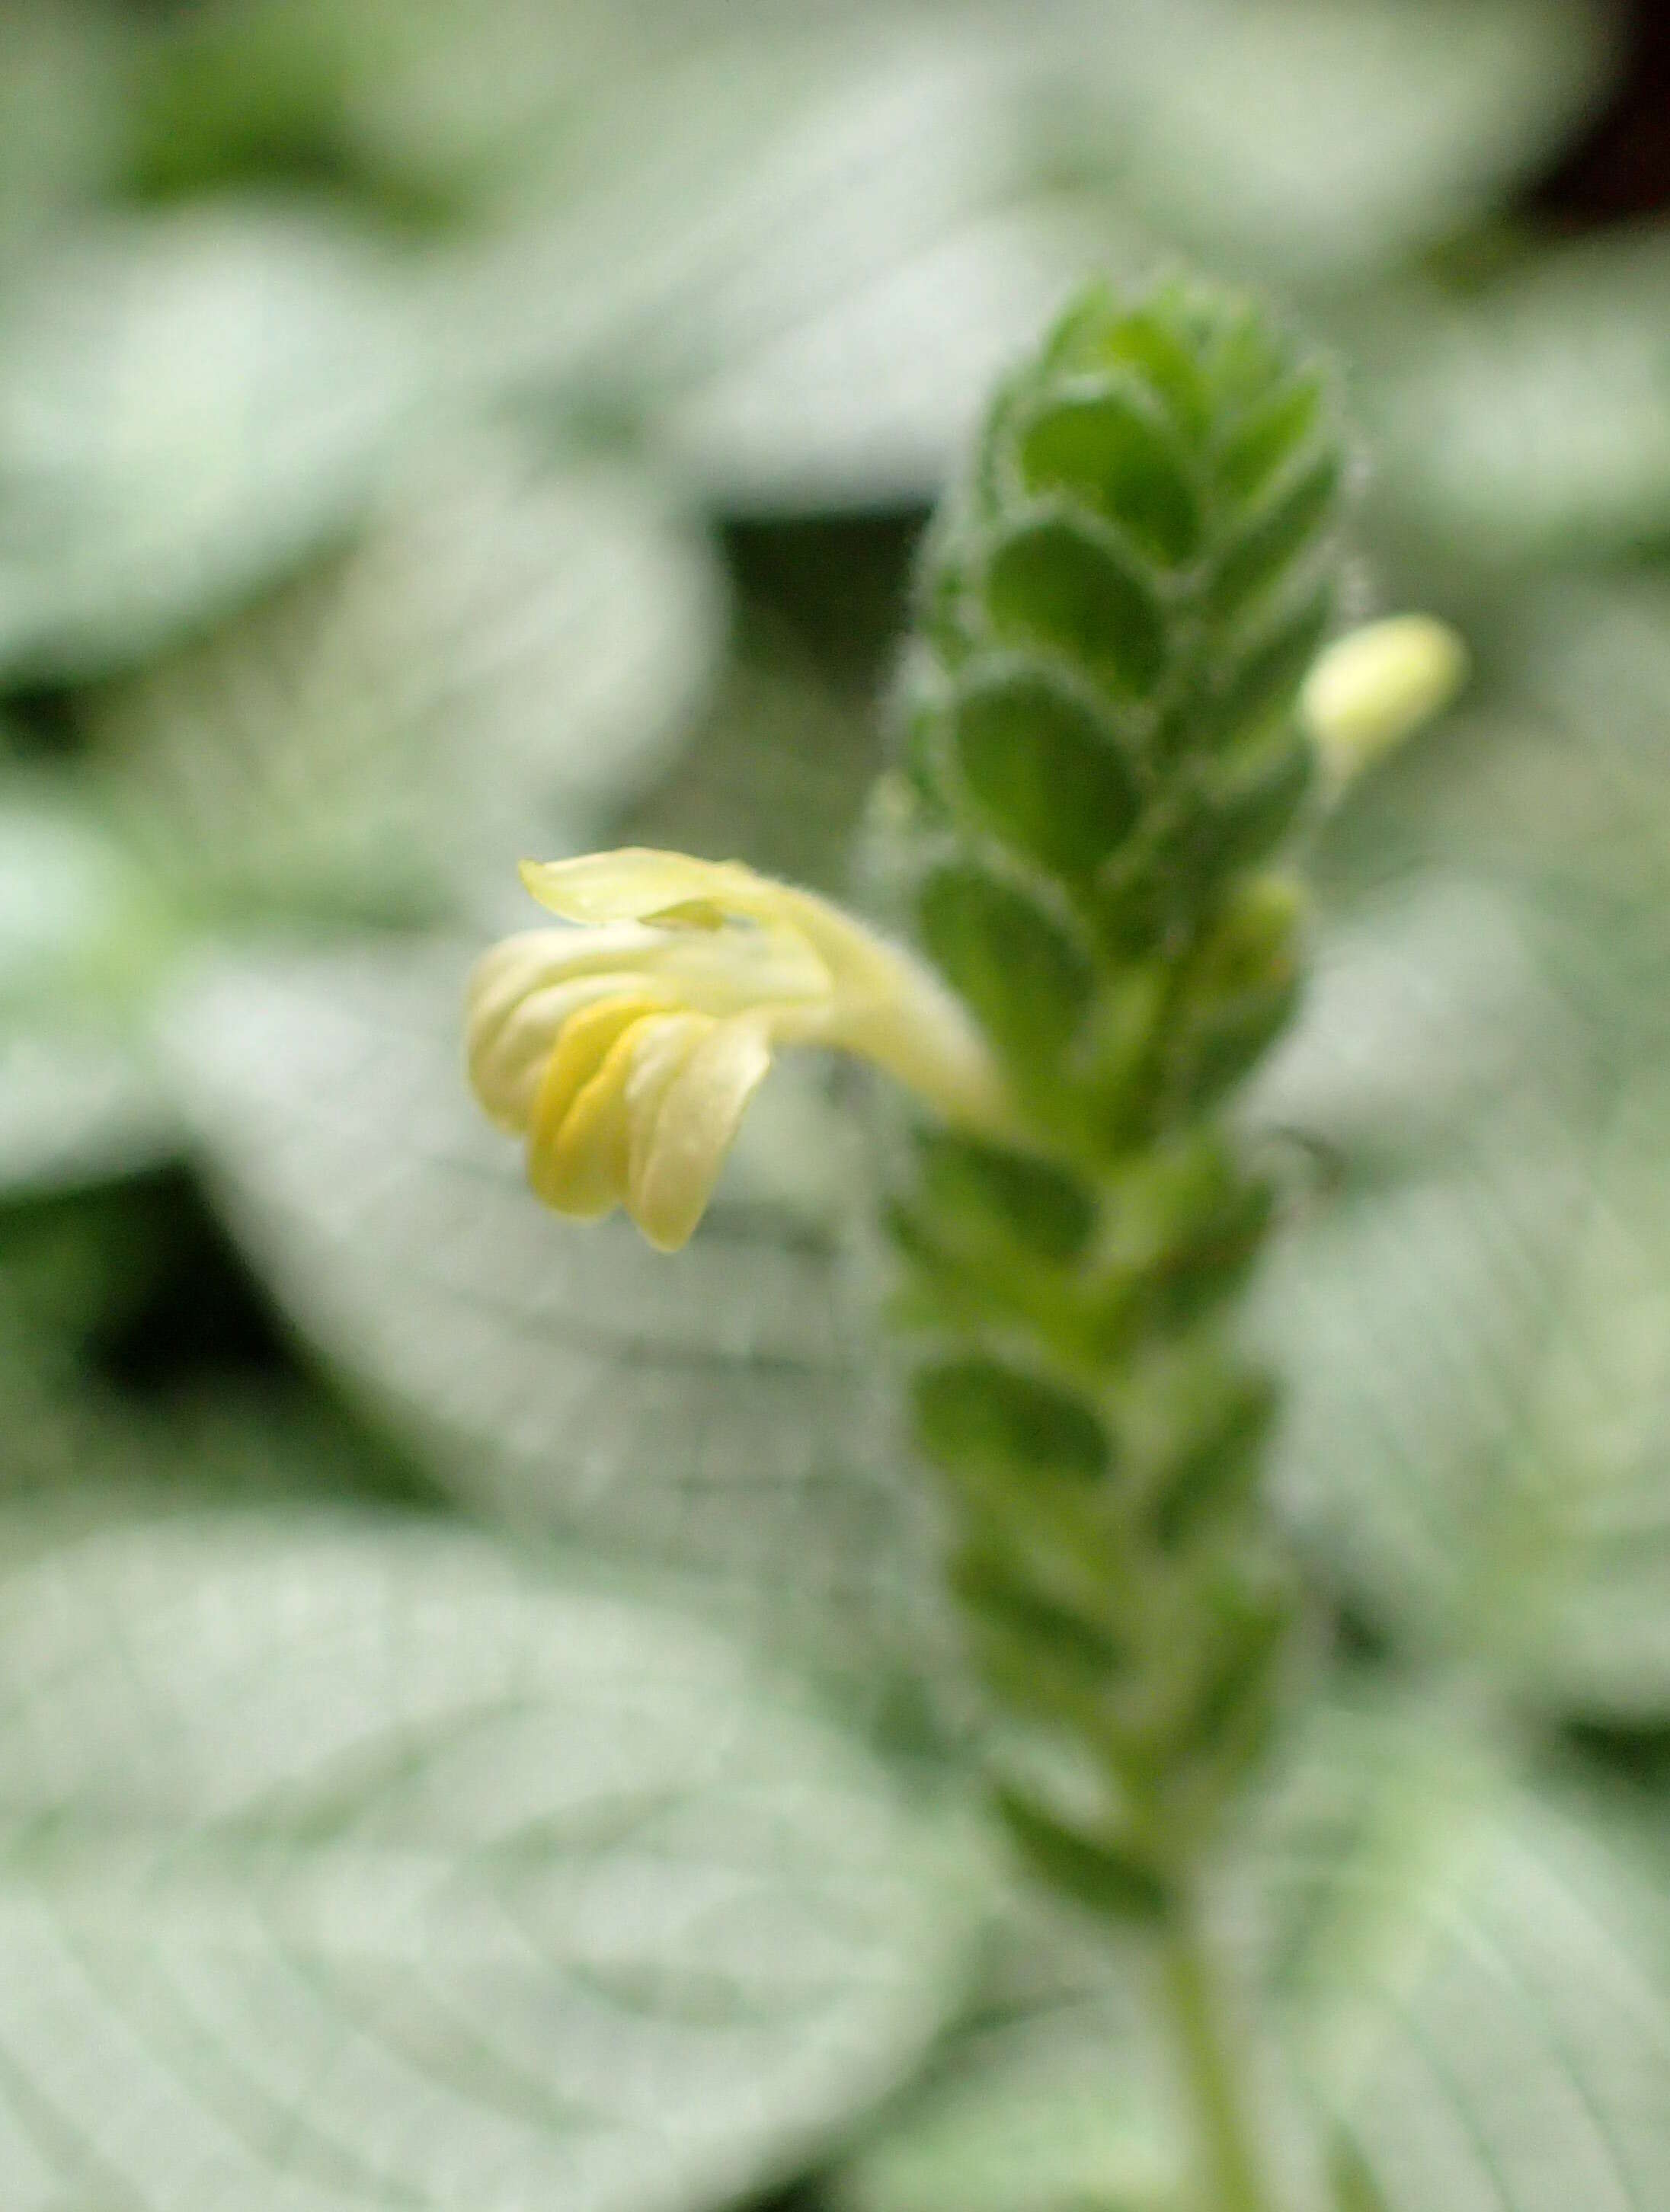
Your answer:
(1300, 615), (1468, 788)
(465, 849), (1008, 1250)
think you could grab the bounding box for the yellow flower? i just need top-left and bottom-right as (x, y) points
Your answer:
(465, 849), (1009, 1251)
(1300, 614), (1468, 790)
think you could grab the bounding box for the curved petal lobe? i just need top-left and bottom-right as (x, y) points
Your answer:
(630, 1016), (776, 1251)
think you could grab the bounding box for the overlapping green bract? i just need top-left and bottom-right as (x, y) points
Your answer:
(881, 280), (1344, 1901)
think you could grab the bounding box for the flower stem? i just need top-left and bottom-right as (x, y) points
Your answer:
(1159, 1886), (1277, 2212)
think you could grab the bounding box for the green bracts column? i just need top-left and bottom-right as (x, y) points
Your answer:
(881, 280), (1345, 1912)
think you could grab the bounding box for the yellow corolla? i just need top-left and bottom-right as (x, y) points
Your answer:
(465, 849), (1009, 1251)
(1300, 615), (1468, 790)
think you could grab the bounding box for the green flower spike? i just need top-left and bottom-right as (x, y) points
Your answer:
(462, 276), (1464, 2212)
(869, 279), (1369, 2212)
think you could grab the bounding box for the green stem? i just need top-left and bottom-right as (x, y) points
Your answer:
(1159, 1888), (1277, 2212)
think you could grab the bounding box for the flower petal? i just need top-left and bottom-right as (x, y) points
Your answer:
(526, 992), (661, 1213)
(469, 969), (667, 1131)
(472, 846), (1013, 1245)
(520, 849), (764, 926)
(1300, 614), (1467, 787)
(536, 1012), (667, 1217)
(465, 921), (683, 1036)
(520, 855), (996, 1098)
(621, 1012), (711, 1192)
(629, 1015), (776, 1251)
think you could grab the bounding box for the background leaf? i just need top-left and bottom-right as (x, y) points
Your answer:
(1249, 582), (1670, 1715)
(0, 0), (131, 243)
(1367, 231), (1670, 561)
(1050, 0), (1614, 286)
(159, 940), (945, 1683)
(447, 0), (1613, 507)
(833, 1888), (1176, 2212)
(86, 445), (726, 930)
(1265, 1697), (1670, 2212)
(0, 774), (170, 1013)
(125, 0), (597, 220)
(0, 775), (178, 1192)
(661, 200), (1148, 513)
(0, 201), (425, 679)
(0, 1026), (174, 1193)
(0, 1488), (985, 2211)
(0, 11), (1664, 2207)
(443, 15), (1043, 438)
(842, 1691), (1670, 2212)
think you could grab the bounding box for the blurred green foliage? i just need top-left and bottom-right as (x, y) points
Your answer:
(4, 2), (1670, 2208)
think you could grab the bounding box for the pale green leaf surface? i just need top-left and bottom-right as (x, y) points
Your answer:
(441, 18), (1043, 452)
(1043, 0), (1613, 285)
(664, 198), (1152, 513)
(1367, 232), (1670, 559)
(1259, 1057), (1670, 1712)
(160, 941), (942, 1673)
(331, 0), (613, 210)
(0, 778), (170, 1012)
(127, 0), (609, 218)
(0, 0), (130, 240)
(0, 202), (427, 679)
(833, 1888), (1175, 2212)
(1247, 873), (1576, 1167)
(87, 447), (725, 931)
(0, 778), (179, 1191)
(843, 1696), (1670, 2212)
(1249, 587), (1670, 1712)
(0, 1490), (984, 2211)
(446, 2), (1611, 509)
(1263, 1699), (1670, 2212)
(0, 1025), (174, 1192)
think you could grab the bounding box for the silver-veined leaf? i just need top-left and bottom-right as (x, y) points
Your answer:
(1265, 1697), (1670, 2212)
(88, 446), (725, 932)
(161, 939), (940, 1679)
(1055, 0), (1614, 286)
(0, 1488), (985, 2211)
(1368, 232), (1670, 560)
(0, 202), (424, 679)
(842, 1692), (1670, 2212)
(0, 775), (178, 1191)
(1249, 583), (1670, 1716)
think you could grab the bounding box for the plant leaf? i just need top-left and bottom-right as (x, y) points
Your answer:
(842, 1693), (1670, 2212)
(663, 197), (1147, 513)
(0, 776), (171, 1014)
(450, 18), (1039, 407)
(1054, 0), (1616, 285)
(0, 1028), (174, 1195)
(1248, 587), (1670, 1716)
(160, 940), (942, 1677)
(832, 1884), (1176, 2212)
(0, 776), (179, 1192)
(1368, 232), (1670, 560)
(126, 0), (606, 219)
(88, 446), (725, 930)
(456, 1), (1610, 505)
(0, 0), (130, 243)
(1263, 1698), (1670, 2212)
(0, 1488), (985, 2211)
(0, 202), (425, 679)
